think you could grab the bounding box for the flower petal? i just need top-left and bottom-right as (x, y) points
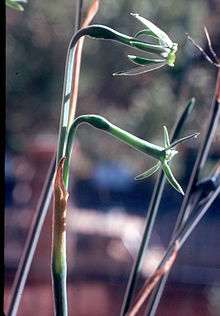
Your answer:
(113, 62), (166, 76)
(130, 13), (173, 48)
(135, 162), (161, 180)
(162, 161), (184, 195)
(128, 55), (165, 66)
(163, 125), (171, 147)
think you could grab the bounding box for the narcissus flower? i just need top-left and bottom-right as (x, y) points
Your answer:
(72, 13), (178, 76)
(113, 13), (178, 75)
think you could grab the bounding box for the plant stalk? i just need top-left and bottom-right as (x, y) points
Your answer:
(120, 98), (195, 316)
(144, 69), (220, 316)
(6, 157), (56, 316)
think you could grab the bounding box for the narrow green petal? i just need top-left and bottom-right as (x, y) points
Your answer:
(163, 125), (171, 147)
(128, 55), (165, 66)
(113, 62), (166, 76)
(167, 133), (199, 150)
(134, 29), (160, 43)
(129, 40), (169, 55)
(162, 162), (184, 195)
(130, 13), (173, 48)
(135, 162), (161, 180)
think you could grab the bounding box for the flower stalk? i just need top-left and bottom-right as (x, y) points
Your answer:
(51, 2), (100, 315)
(52, 158), (69, 316)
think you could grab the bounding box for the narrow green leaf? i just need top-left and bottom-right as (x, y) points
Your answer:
(172, 98), (196, 140)
(162, 161), (184, 195)
(135, 162), (161, 180)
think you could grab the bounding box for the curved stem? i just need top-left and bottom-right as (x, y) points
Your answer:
(56, 25), (164, 163)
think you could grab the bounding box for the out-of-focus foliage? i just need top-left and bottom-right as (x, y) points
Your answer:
(6, 0), (27, 11)
(6, 0), (220, 181)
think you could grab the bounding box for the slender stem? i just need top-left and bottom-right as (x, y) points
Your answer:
(204, 27), (219, 65)
(143, 182), (220, 316)
(67, 0), (100, 128)
(51, 2), (83, 315)
(52, 159), (68, 316)
(120, 172), (166, 316)
(74, 0), (83, 33)
(120, 98), (195, 316)
(144, 69), (220, 316)
(6, 157), (56, 316)
(178, 186), (220, 248)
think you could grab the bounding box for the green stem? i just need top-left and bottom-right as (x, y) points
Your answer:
(52, 20), (173, 314)
(52, 214), (67, 316)
(66, 24), (168, 55)
(52, 4), (84, 315)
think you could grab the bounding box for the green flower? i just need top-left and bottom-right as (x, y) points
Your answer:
(74, 13), (178, 76)
(64, 116), (198, 195)
(113, 13), (178, 75)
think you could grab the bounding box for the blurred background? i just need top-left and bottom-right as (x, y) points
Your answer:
(5, 0), (220, 315)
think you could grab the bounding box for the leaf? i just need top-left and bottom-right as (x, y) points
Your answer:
(130, 13), (173, 48)
(163, 126), (170, 147)
(113, 62), (166, 76)
(135, 162), (161, 180)
(162, 161), (184, 195)
(128, 55), (165, 66)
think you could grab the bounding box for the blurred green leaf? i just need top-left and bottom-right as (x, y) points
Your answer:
(6, 0), (27, 11)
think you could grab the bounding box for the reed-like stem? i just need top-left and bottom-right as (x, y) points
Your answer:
(6, 157), (56, 316)
(51, 1), (84, 315)
(120, 98), (195, 316)
(127, 163), (220, 316)
(51, 2), (100, 315)
(143, 179), (220, 316)
(52, 158), (69, 316)
(144, 69), (220, 316)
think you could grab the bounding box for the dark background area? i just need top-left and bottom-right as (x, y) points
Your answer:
(5, 0), (220, 315)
